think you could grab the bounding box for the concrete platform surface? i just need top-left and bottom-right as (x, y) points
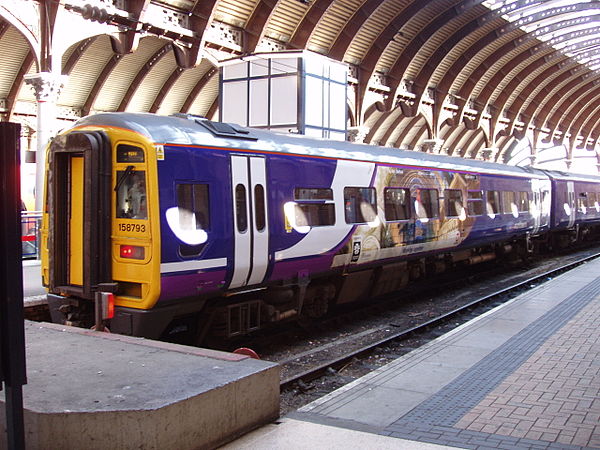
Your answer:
(0, 321), (280, 450)
(220, 418), (459, 449)
(224, 257), (600, 449)
(289, 257), (600, 449)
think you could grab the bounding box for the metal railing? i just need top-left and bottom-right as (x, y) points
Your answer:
(21, 211), (41, 260)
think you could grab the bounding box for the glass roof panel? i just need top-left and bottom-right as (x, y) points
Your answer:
(483, 0), (600, 70)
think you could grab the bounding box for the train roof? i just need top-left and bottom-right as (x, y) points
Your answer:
(73, 112), (553, 180)
(538, 169), (600, 183)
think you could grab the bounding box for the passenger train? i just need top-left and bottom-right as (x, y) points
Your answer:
(41, 113), (600, 343)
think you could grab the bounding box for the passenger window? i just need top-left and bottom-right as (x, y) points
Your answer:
(176, 183), (210, 257)
(415, 189), (438, 219)
(344, 187), (377, 223)
(235, 184), (248, 232)
(116, 169), (147, 220)
(518, 192), (530, 212)
(384, 188), (411, 221)
(486, 191), (502, 216)
(577, 193), (588, 213)
(589, 192), (598, 212)
(292, 187), (335, 227)
(295, 188), (333, 201)
(502, 191), (518, 217)
(467, 191), (483, 216)
(444, 189), (464, 218)
(254, 184), (266, 231)
(176, 184), (210, 230)
(295, 204), (335, 227)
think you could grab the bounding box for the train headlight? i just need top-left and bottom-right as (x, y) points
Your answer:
(120, 245), (145, 260)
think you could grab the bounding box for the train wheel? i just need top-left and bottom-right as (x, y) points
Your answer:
(233, 347), (260, 359)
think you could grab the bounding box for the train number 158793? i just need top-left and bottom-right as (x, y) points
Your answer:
(118, 223), (146, 233)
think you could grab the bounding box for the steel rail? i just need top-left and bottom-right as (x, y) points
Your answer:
(280, 251), (600, 390)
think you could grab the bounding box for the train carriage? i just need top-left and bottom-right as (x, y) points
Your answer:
(40, 113), (597, 343)
(544, 170), (600, 245)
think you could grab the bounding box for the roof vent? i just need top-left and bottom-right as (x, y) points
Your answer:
(171, 114), (258, 140)
(197, 119), (258, 141)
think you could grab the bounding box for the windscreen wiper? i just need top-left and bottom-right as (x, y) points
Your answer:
(114, 165), (135, 193)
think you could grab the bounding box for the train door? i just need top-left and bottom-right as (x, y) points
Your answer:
(531, 190), (542, 234)
(530, 179), (547, 234)
(567, 181), (576, 228)
(46, 132), (112, 299)
(230, 155), (269, 288)
(69, 156), (84, 286)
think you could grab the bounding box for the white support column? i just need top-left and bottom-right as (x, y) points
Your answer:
(24, 72), (67, 211)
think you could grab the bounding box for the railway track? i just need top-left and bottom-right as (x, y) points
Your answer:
(276, 250), (600, 396)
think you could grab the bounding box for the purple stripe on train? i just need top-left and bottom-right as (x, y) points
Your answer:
(159, 270), (227, 302)
(269, 254), (337, 280)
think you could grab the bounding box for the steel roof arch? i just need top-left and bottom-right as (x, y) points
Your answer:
(327, 0), (387, 61)
(420, 16), (600, 122)
(562, 87), (600, 142)
(3, 0), (600, 175)
(381, 0), (489, 113)
(377, 108), (408, 146)
(287, 0), (335, 49)
(546, 73), (600, 136)
(365, 108), (398, 144)
(393, 115), (428, 149)
(0, 6), (40, 66)
(572, 99), (600, 146)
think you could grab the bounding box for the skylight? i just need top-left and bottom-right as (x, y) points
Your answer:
(483, 0), (600, 69)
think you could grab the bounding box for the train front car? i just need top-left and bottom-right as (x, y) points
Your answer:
(42, 116), (162, 337)
(40, 112), (560, 344)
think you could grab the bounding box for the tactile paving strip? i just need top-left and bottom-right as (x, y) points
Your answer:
(384, 275), (600, 449)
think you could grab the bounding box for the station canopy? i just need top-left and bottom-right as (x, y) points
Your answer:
(2, 0), (600, 173)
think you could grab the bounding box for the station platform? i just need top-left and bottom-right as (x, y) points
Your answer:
(0, 321), (279, 450)
(224, 257), (600, 449)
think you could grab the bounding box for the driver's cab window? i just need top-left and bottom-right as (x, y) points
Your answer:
(116, 168), (147, 219)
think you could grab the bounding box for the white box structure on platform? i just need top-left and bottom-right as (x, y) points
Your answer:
(220, 51), (348, 140)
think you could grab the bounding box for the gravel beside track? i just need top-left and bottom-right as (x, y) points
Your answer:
(252, 246), (600, 416)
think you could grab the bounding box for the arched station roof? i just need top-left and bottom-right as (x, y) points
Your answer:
(2, 0), (600, 171)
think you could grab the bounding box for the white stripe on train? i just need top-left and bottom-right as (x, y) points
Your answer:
(160, 258), (227, 274)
